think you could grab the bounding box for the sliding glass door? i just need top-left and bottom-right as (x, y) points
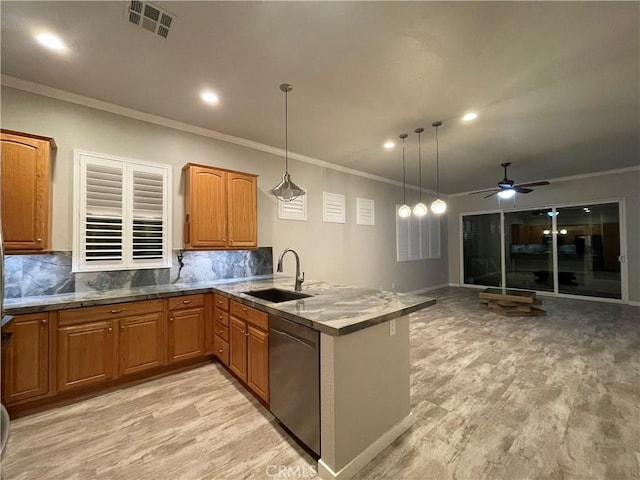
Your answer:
(504, 208), (554, 292)
(556, 203), (621, 299)
(461, 201), (623, 300)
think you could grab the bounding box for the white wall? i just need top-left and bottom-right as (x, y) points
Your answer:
(1, 86), (448, 292)
(447, 170), (640, 302)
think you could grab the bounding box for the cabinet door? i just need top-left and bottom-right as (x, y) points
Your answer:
(1, 313), (49, 404)
(119, 312), (164, 376)
(168, 307), (205, 363)
(229, 316), (247, 381)
(1, 132), (52, 251)
(57, 320), (117, 392)
(247, 325), (269, 404)
(227, 172), (257, 248)
(185, 166), (227, 248)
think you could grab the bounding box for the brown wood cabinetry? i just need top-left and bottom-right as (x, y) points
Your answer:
(1, 130), (56, 253)
(168, 294), (206, 363)
(183, 163), (257, 250)
(119, 312), (164, 376)
(57, 320), (117, 392)
(212, 294), (230, 366)
(228, 300), (269, 403)
(1, 313), (50, 404)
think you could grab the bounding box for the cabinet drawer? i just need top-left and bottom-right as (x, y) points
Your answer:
(230, 300), (268, 331)
(58, 299), (163, 326)
(168, 294), (205, 311)
(214, 320), (229, 342)
(213, 294), (229, 311)
(213, 307), (229, 327)
(214, 335), (229, 366)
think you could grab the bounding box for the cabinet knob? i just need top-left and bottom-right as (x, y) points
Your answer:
(36, 238), (42, 242)
(242, 307), (247, 312)
(245, 332), (250, 337)
(218, 315), (222, 320)
(121, 325), (125, 330)
(240, 330), (245, 334)
(218, 349), (223, 354)
(110, 309), (123, 314)
(41, 319), (48, 326)
(108, 327), (113, 332)
(218, 330), (223, 334)
(169, 317), (174, 322)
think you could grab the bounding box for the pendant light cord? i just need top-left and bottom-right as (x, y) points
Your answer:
(435, 125), (440, 198)
(284, 89), (289, 175)
(402, 137), (407, 204)
(417, 130), (422, 201)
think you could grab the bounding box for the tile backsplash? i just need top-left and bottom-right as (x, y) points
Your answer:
(4, 248), (273, 299)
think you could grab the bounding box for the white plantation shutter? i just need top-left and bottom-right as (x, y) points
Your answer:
(356, 198), (375, 225)
(73, 151), (171, 272)
(278, 191), (307, 221)
(323, 192), (346, 223)
(396, 206), (441, 262)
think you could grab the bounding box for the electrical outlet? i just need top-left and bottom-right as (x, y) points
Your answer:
(389, 319), (396, 336)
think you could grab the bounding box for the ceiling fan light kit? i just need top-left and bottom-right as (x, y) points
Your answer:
(270, 83), (306, 203)
(469, 161), (550, 200)
(430, 120), (447, 215)
(398, 133), (411, 218)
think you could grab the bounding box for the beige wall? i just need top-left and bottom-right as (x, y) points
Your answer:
(1, 86), (448, 292)
(447, 171), (640, 302)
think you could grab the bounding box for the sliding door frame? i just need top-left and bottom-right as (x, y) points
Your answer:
(460, 197), (628, 304)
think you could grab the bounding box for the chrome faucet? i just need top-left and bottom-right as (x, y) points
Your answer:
(277, 248), (304, 292)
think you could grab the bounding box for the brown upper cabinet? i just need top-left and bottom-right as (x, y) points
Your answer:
(183, 163), (257, 250)
(1, 130), (56, 253)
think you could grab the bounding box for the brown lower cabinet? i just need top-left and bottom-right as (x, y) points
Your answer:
(119, 312), (164, 376)
(168, 295), (206, 363)
(1, 312), (50, 404)
(227, 300), (269, 404)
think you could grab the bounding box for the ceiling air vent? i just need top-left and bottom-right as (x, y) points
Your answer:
(128, 1), (173, 39)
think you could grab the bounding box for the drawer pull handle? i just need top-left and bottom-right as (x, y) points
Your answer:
(242, 307), (247, 312)
(218, 300), (223, 305)
(182, 300), (191, 304)
(218, 330), (223, 334)
(240, 330), (245, 334)
(37, 238), (42, 242)
(245, 332), (250, 337)
(110, 309), (123, 314)
(218, 315), (223, 320)
(41, 319), (48, 326)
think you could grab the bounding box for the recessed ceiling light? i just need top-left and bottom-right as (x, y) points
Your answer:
(36, 32), (65, 51)
(383, 141), (395, 150)
(462, 112), (478, 122)
(200, 91), (219, 105)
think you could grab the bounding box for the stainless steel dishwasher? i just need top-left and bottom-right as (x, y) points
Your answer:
(269, 315), (320, 456)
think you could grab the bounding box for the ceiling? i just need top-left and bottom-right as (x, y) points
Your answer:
(1, 1), (638, 194)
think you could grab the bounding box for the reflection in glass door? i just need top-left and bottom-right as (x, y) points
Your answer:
(463, 213), (502, 287)
(504, 208), (554, 292)
(556, 203), (621, 299)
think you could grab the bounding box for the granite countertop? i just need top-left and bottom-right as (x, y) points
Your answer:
(4, 275), (435, 336)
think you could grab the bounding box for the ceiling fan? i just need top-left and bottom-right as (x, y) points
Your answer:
(470, 162), (550, 199)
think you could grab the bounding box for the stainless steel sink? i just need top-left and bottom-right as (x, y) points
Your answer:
(243, 288), (312, 303)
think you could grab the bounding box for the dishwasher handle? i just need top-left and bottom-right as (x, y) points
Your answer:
(271, 328), (317, 349)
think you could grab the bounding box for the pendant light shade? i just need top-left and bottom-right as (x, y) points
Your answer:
(430, 121), (447, 214)
(413, 127), (428, 217)
(270, 83), (306, 202)
(398, 133), (411, 218)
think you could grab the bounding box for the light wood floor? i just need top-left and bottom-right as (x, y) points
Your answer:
(2, 287), (639, 480)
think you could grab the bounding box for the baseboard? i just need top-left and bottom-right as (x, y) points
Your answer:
(407, 284), (449, 295)
(317, 412), (415, 480)
(628, 300), (640, 307)
(448, 282), (461, 287)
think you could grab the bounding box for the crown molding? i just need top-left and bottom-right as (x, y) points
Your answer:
(1, 75), (443, 196)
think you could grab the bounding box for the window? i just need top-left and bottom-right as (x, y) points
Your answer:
(73, 150), (171, 272)
(396, 208), (441, 261)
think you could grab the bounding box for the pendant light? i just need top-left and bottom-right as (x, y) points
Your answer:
(398, 133), (411, 218)
(413, 127), (428, 217)
(270, 83), (306, 202)
(430, 120), (447, 214)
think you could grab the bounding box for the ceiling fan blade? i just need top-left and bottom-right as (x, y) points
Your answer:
(469, 188), (499, 195)
(514, 187), (533, 194)
(483, 191), (500, 198)
(514, 181), (550, 188)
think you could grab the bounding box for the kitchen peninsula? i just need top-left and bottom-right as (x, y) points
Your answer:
(4, 275), (434, 480)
